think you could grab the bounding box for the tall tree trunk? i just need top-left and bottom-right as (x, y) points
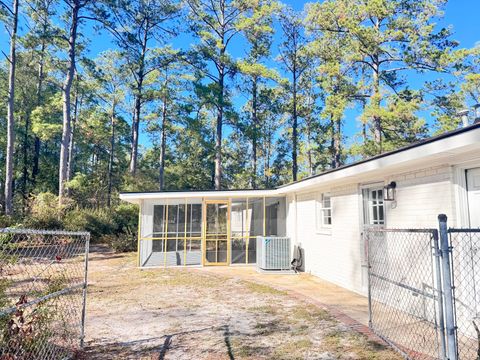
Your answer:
(306, 121), (313, 176)
(159, 69), (168, 191)
(66, 82), (80, 188)
(371, 20), (382, 153)
(264, 131), (271, 188)
(251, 77), (258, 189)
(66, 116), (76, 183)
(331, 116), (342, 168)
(214, 68), (224, 190)
(129, 95), (141, 175)
(292, 69), (298, 182)
(22, 115), (29, 212)
(107, 100), (116, 208)
(129, 25), (148, 176)
(372, 62), (382, 153)
(4, 0), (19, 216)
(32, 27), (47, 186)
(59, 0), (79, 205)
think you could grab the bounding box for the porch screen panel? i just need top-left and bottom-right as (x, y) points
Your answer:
(185, 202), (202, 265)
(265, 197), (286, 237)
(247, 197), (264, 264)
(145, 201), (202, 267)
(142, 204), (166, 266)
(231, 199), (247, 264)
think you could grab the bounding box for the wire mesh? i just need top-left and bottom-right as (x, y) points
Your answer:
(449, 229), (480, 359)
(0, 228), (89, 359)
(366, 228), (443, 359)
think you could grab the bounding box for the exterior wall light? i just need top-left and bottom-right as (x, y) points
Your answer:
(384, 181), (396, 201)
(474, 104), (480, 124)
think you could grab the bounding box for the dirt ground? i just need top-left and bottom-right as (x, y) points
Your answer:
(84, 247), (402, 360)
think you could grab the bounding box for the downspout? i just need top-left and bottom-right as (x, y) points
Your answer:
(294, 193), (298, 246)
(137, 200), (142, 267)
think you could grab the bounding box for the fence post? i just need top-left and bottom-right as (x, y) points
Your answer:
(438, 214), (458, 360)
(432, 229), (447, 359)
(365, 230), (373, 329)
(80, 233), (90, 348)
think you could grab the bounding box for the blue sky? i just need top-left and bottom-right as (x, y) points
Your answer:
(3, 0), (480, 149)
(133, 0), (480, 148)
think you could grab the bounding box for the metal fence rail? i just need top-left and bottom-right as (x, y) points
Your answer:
(449, 229), (480, 360)
(366, 228), (445, 359)
(0, 228), (89, 359)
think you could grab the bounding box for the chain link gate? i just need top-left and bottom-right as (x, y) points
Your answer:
(367, 216), (480, 360)
(366, 228), (446, 359)
(0, 228), (90, 359)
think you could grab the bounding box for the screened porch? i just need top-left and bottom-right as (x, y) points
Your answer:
(138, 196), (287, 267)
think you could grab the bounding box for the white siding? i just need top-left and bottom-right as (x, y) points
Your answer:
(293, 185), (363, 294)
(289, 164), (457, 295)
(385, 165), (456, 228)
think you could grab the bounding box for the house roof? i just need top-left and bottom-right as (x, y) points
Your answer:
(120, 122), (480, 203)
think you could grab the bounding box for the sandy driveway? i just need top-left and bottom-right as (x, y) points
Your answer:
(84, 247), (400, 359)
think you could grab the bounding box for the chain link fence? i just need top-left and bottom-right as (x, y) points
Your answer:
(366, 228), (445, 359)
(366, 218), (480, 360)
(449, 229), (480, 360)
(0, 228), (89, 359)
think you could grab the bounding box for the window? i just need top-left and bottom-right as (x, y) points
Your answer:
(316, 193), (332, 231)
(363, 188), (385, 226)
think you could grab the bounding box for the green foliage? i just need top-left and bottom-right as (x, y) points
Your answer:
(305, 0), (459, 156)
(103, 232), (136, 252)
(64, 208), (116, 242)
(62, 204), (137, 244)
(24, 193), (66, 230)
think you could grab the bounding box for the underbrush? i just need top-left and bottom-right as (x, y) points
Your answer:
(3, 192), (138, 251)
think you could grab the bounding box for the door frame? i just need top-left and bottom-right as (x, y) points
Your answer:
(453, 161), (480, 228)
(360, 182), (386, 293)
(202, 199), (231, 266)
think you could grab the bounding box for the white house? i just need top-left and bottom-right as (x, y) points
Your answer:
(120, 123), (480, 295)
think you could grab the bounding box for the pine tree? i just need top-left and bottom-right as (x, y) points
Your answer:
(306, 0), (457, 155)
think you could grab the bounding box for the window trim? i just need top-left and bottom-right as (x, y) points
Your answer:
(361, 185), (386, 227)
(316, 192), (332, 233)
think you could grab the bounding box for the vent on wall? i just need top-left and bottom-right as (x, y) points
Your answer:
(256, 236), (291, 271)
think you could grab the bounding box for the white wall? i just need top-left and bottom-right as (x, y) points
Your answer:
(292, 185), (364, 294)
(289, 164), (457, 295)
(385, 164), (456, 228)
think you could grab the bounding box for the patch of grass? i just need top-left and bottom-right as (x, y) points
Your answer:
(271, 339), (313, 360)
(323, 329), (403, 360)
(289, 306), (331, 323)
(231, 339), (264, 358)
(248, 305), (278, 315)
(242, 281), (287, 295)
(254, 319), (281, 336)
(139, 269), (223, 288)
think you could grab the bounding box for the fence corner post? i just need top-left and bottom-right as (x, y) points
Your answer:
(438, 214), (458, 360)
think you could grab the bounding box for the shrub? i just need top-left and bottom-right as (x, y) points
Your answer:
(64, 208), (115, 242)
(103, 232), (137, 252)
(0, 215), (14, 228)
(101, 204), (138, 252)
(24, 193), (66, 230)
(112, 203), (138, 235)
(64, 208), (116, 242)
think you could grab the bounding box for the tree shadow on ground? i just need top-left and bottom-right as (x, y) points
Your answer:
(84, 324), (240, 360)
